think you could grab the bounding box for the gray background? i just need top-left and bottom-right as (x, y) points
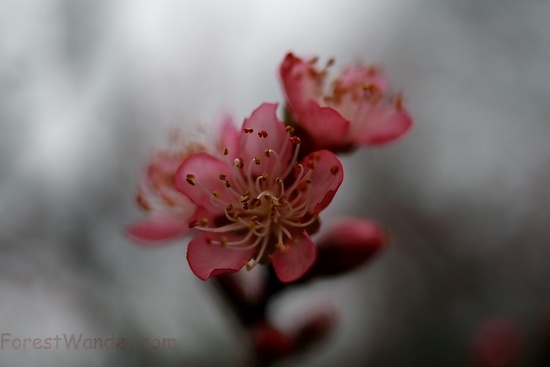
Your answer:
(1, 0), (549, 366)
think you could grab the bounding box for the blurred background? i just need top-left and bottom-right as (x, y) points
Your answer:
(1, 0), (550, 366)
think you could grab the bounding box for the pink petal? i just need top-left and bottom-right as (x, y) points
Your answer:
(174, 153), (231, 214)
(269, 231), (317, 283)
(125, 215), (191, 244)
(187, 233), (255, 280)
(300, 150), (344, 215)
(337, 65), (388, 93)
(279, 53), (321, 114)
(241, 103), (292, 177)
(299, 101), (350, 147)
(356, 105), (413, 146)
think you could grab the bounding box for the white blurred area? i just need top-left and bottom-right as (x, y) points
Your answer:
(1, 1), (550, 366)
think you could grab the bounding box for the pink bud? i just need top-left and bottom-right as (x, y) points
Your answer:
(293, 307), (337, 351)
(312, 218), (387, 277)
(250, 322), (294, 364)
(470, 316), (524, 367)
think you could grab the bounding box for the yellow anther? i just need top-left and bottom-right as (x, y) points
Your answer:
(275, 242), (290, 253)
(249, 198), (260, 208)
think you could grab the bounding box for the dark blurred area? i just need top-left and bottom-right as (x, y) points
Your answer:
(1, 1), (549, 366)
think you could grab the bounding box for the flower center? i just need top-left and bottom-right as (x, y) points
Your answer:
(185, 127), (318, 270)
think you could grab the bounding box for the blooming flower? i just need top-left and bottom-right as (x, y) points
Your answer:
(175, 103), (343, 283)
(280, 52), (413, 152)
(126, 116), (238, 244)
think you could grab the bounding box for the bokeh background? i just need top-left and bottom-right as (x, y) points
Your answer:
(1, 0), (550, 366)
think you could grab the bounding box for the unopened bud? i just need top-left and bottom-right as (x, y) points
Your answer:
(311, 218), (387, 277)
(470, 316), (524, 367)
(250, 322), (294, 364)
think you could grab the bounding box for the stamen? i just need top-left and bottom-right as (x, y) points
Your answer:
(194, 221), (246, 233)
(245, 234), (270, 271)
(240, 192), (250, 203)
(305, 152), (320, 169)
(275, 242), (290, 253)
(185, 174), (196, 185)
(282, 214), (318, 229)
(279, 141), (302, 180)
(235, 158), (244, 169)
(297, 178), (312, 192)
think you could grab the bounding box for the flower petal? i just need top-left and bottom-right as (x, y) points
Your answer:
(187, 232), (255, 280)
(300, 150), (344, 215)
(269, 231), (317, 284)
(337, 65), (388, 93)
(279, 53), (322, 114)
(175, 153), (232, 214)
(356, 106), (413, 146)
(125, 215), (191, 244)
(241, 103), (292, 177)
(299, 101), (350, 147)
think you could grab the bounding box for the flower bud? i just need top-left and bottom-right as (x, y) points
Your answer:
(470, 316), (524, 367)
(250, 322), (294, 364)
(311, 218), (387, 277)
(293, 307), (337, 351)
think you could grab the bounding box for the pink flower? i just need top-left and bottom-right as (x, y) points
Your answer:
(175, 103), (343, 283)
(280, 52), (413, 151)
(126, 116), (239, 244)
